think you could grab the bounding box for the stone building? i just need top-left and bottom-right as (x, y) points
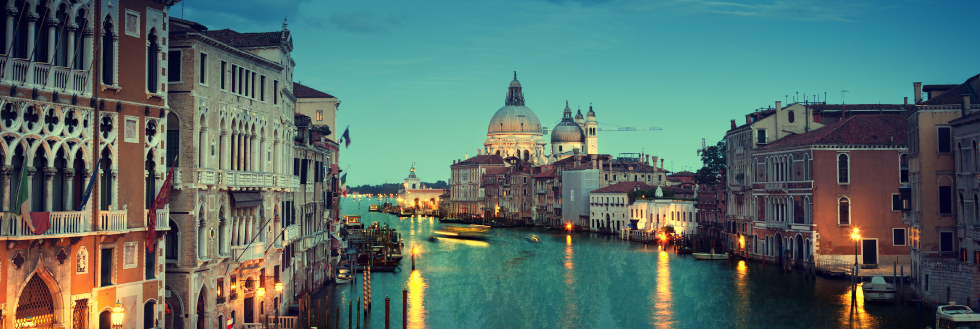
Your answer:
(289, 114), (333, 303)
(164, 17), (299, 329)
(905, 74), (979, 305)
(752, 114), (908, 268)
(396, 165), (446, 213)
(483, 74), (548, 164)
(589, 182), (654, 233)
(480, 158), (533, 223)
(294, 82), (338, 142)
(0, 0), (181, 328)
(448, 155), (505, 218)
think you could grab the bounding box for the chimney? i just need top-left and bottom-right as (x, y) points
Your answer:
(745, 114), (751, 124)
(963, 94), (971, 117)
(914, 82), (922, 103)
(592, 155), (597, 169)
(904, 97), (908, 106)
(731, 119), (737, 129)
(775, 101), (781, 111)
(598, 158), (603, 171)
(660, 158), (664, 170)
(652, 156), (659, 169)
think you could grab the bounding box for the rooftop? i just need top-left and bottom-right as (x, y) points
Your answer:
(452, 155), (506, 167)
(200, 29), (289, 48)
(760, 114), (907, 151)
(592, 181), (656, 194)
(294, 82), (336, 99)
(920, 73), (980, 106)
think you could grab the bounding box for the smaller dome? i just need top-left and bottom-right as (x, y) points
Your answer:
(587, 105), (595, 118)
(551, 122), (585, 143)
(510, 79), (521, 88)
(575, 109), (584, 121)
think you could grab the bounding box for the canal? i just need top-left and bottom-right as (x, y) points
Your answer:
(304, 197), (930, 328)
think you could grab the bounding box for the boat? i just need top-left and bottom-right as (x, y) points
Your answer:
(861, 276), (896, 303)
(676, 247), (694, 255)
(400, 208), (413, 216)
(369, 205), (380, 212)
(692, 249), (728, 260)
(935, 302), (980, 329)
(432, 225), (490, 241)
(335, 268), (353, 284)
(438, 218), (465, 224)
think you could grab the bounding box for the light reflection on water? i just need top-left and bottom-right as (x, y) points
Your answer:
(316, 198), (926, 329)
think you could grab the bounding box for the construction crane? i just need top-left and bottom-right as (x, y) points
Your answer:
(548, 121), (663, 132)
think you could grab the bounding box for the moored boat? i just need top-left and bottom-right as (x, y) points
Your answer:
(369, 205), (380, 212)
(861, 276), (896, 303)
(335, 268), (353, 284)
(935, 302), (980, 329)
(676, 247), (694, 254)
(692, 249), (728, 260)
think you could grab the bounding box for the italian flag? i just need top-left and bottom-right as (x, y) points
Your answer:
(12, 158), (31, 231)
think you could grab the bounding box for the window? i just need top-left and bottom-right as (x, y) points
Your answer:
(220, 61), (227, 89)
(217, 278), (225, 300)
(231, 65), (238, 93)
(165, 220), (178, 260)
(200, 53), (208, 84)
(145, 242), (156, 279)
(100, 247), (114, 286)
(900, 154), (909, 183)
(316, 110), (323, 121)
(837, 154), (849, 184)
(238, 67), (244, 94)
(167, 50), (180, 83)
(101, 18), (115, 85)
(940, 231), (954, 252)
(274, 80), (279, 104)
(838, 197), (850, 225)
(893, 228), (906, 246)
(252, 72), (257, 97)
(892, 194), (902, 211)
(756, 129), (767, 144)
(939, 185), (953, 214)
(147, 30), (159, 92)
(260, 75), (266, 101)
(788, 110), (795, 123)
(938, 126), (952, 153)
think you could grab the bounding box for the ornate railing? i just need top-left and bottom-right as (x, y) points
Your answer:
(0, 56), (90, 95)
(197, 168), (216, 185)
(231, 243), (265, 262)
(98, 210), (127, 231)
(0, 211), (92, 236)
(144, 208), (170, 230)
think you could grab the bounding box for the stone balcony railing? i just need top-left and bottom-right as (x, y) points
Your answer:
(231, 243), (265, 262)
(0, 210), (91, 237)
(98, 210), (127, 232)
(1, 56), (91, 96)
(144, 207), (170, 230)
(198, 168), (216, 186)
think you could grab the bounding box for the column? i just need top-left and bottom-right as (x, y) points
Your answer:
(220, 131), (228, 170)
(82, 28), (93, 72)
(65, 25), (75, 68)
(237, 133), (244, 171)
(44, 167), (56, 211)
(26, 15), (36, 60)
(230, 132), (237, 171)
(244, 134), (251, 172)
(64, 169), (74, 211)
(46, 20), (55, 63)
(1, 166), (11, 211)
(5, 9), (14, 54)
(260, 137), (267, 172)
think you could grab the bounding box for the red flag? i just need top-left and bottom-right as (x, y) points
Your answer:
(147, 161), (177, 253)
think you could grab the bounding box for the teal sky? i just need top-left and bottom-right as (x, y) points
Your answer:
(181, 0), (980, 185)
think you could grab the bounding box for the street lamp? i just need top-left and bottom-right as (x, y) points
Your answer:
(257, 287), (266, 297)
(22, 317), (35, 329)
(850, 228), (861, 268)
(275, 282), (283, 292)
(111, 300), (125, 329)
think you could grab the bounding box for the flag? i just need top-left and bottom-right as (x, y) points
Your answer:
(75, 170), (98, 211)
(12, 156), (33, 233)
(146, 159), (178, 253)
(340, 172), (347, 197)
(340, 127), (350, 148)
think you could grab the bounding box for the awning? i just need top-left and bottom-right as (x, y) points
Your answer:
(231, 192), (263, 207)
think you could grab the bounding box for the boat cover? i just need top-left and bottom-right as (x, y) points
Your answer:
(231, 192), (263, 207)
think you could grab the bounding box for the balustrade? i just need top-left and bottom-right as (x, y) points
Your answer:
(197, 168), (216, 185)
(0, 211), (92, 236)
(0, 55), (90, 95)
(98, 210), (127, 231)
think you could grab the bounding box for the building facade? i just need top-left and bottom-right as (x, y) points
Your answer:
(483, 74), (548, 164)
(449, 155), (505, 218)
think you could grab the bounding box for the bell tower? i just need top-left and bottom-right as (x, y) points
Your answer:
(585, 105), (598, 154)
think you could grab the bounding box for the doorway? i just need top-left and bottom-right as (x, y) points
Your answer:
(862, 239), (878, 265)
(244, 297), (254, 323)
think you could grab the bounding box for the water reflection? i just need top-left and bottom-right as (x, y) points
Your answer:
(654, 248), (673, 328)
(408, 270), (427, 328)
(734, 260), (750, 326)
(562, 234), (578, 327)
(839, 283), (878, 328)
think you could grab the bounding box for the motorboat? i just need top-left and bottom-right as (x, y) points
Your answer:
(336, 268), (353, 285)
(934, 302), (980, 329)
(692, 249), (728, 260)
(861, 276), (896, 303)
(369, 205), (380, 212)
(676, 247), (694, 255)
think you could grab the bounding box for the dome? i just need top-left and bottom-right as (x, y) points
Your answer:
(575, 109), (584, 121)
(586, 105), (595, 120)
(510, 79), (521, 88)
(488, 105), (542, 134)
(552, 103), (585, 143)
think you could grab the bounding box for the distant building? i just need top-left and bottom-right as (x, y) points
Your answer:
(483, 74), (548, 164)
(695, 183), (727, 248)
(397, 165), (446, 211)
(589, 182), (654, 232)
(294, 82), (340, 141)
(449, 155), (506, 217)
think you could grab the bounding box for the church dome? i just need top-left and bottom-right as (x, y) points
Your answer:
(586, 105), (596, 121)
(552, 103), (585, 143)
(510, 79), (521, 88)
(488, 105), (542, 134)
(575, 109), (584, 121)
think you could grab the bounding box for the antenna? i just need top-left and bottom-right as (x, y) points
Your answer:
(841, 89), (850, 104)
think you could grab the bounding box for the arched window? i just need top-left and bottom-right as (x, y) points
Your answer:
(99, 148), (112, 210)
(16, 275), (54, 328)
(788, 110), (795, 123)
(71, 149), (85, 210)
(101, 16), (114, 85)
(166, 220), (178, 260)
(198, 210), (207, 260)
(145, 153), (156, 209)
(144, 301), (156, 329)
(52, 148), (67, 212)
(32, 147), (46, 211)
(11, 0), (30, 59)
(167, 113), (180, 167)
(54, 4), (69, 66)
(147, 29), (159, 92)
(33, 2), (49, 62)
(838, 197), (850, 225)
(72, 9), (87, 70)
(837, 154), (849, 184)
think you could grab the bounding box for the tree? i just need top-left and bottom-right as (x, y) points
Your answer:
(695, 140), (727, 185)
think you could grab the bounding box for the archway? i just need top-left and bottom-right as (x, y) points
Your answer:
(145, 300), (156, 329)
(775, 233), (783, 264)
(99, 310), (111, 329)
(164, 285), (185, 329)
(196, 287), (207, 329)
(16, 275), (55, 328)
(795, 235), (804, 260)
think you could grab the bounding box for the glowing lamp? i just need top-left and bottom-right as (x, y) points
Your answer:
(257, 287), (266, 297)
(565, 223), (572, 230)
(850, 228), (861, 241)
(22, 317), (35, 329)
(275, 282), (283, 292)
(111, 300), (125, 326)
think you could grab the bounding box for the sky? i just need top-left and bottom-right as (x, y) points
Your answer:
(180, 0), (980, 185)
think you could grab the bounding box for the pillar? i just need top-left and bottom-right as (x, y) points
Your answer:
(230, 132), (238, 171)
(44, 167), (56, 211)
(63, 168), (74, 211)
(46, 20), (55, 64)
(26, 15), (35, 61)
(4, 9), (14, 54)
(1, 166), (11, 211)
(82, 28), (93, 72)
(66, 25), (75, 68)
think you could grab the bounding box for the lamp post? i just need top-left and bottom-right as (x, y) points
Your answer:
(851, 228), (861, 270)
(111, 300), (125, 329)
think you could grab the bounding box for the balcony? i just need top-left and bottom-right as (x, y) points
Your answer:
(197, 168), (216, 186)
(231, 243), (265, 262)
(0, 56), (91, 96)
(0, 211), (92, 237)
(144, 208), (170, 230)
(98, 210), (127, 232)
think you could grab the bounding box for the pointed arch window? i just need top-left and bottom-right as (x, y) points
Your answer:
(72, 9), (88, 70)
(147, 29), (159, 92)
(11, 0), (30, 59)
(33, 2), (49, 62)
(101, 16), (114, 85)
(838, 197), (850, 225)
(165, 220), (179, 260)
